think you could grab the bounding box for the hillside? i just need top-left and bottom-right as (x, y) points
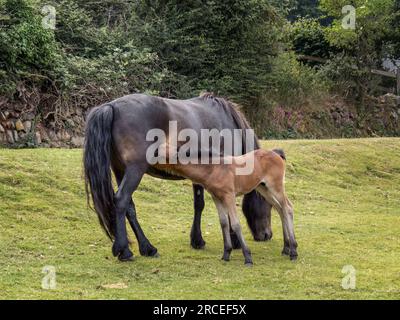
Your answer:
(0, 138), (399, 299)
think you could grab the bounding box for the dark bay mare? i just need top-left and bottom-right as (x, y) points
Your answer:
(84, 93), (272, 261)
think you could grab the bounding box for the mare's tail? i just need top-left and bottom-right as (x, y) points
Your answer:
(84, 104), (116, 240)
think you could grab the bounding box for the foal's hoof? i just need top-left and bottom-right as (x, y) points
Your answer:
(290, 254), (298, 261)
(191, 238), (206, 250)
(221, 255), (230, 262)
(244, 262), (253, 267)
(281, 247), (290, 256)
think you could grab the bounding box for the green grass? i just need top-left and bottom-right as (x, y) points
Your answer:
(1, 138), (400, 300)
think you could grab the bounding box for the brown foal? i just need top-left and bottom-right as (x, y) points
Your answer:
(154, 148), (298, 265)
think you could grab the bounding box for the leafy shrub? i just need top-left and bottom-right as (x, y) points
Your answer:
(131, 0), (283, 104)
(289, 18), (336, 60)
(265, 51), (330, 107)
(0, 0), (62, 95)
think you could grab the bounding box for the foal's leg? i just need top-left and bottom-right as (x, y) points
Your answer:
(256, 186), (297, 260)
(265, 202), (273, 240)
(229, 226), (242, 249)
(277, 202), (297, 260)
(269, 193), (297, 260)
(191, 185), (239, 250)
(282, 199), (297, 260)
(190, 184), (206, 249)
(213, 198), (233, 261)
(112, 164), (147, 261)
(226, 200), (253, 266)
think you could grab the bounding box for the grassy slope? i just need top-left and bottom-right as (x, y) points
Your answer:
(0, 138), (399, 300)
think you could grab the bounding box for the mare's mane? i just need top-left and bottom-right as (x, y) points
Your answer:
(199, 92), (260, 151)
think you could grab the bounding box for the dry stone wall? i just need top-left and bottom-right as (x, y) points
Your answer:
(0, 108), (85, 148)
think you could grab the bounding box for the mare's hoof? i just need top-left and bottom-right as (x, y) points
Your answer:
(112, 240), (130, 257)
(118, 254), (134, 262)
(118, 248), (134, 262)
(281, 247), (290, 256)
(191, 238), (206, 250)
(139, 243), (159, 257)
(244, 262), (253, 267)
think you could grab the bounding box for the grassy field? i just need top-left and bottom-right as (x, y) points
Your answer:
(0, 138), (399, 300)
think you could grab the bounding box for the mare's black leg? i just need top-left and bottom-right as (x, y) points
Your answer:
(126, 200), (158, 257)
(190, 184), (206, 249)
(113, 166), (158, 257)
(112, 164), (146, 261)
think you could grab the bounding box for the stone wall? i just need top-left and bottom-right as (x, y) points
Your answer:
(1, 94), (399, 147)
(0, 108), (85, 148)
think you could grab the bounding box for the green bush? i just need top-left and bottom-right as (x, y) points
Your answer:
(131, 0), (283, 104)
(0, 0), (176, 107)
(265, 51), (330, 107)
(1, 0), (397, 140)
(63, 44), (169, 95)
(0, 0), (62, 95)
(289, 18), (336, 60)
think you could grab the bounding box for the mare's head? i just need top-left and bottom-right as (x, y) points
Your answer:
(242, 190), (273, 241)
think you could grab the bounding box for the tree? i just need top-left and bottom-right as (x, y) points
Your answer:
(320, 0), (397, 102)
(131, 0), (283, 105)
(385, 0), (400, 58)
(287, 0), (323, 21)
(0, 0), (62, 95)
(289, 18), (336, 60)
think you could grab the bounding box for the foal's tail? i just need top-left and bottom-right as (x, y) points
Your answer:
(273, 149), (286, 161)
(84, 104), (115, 240)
